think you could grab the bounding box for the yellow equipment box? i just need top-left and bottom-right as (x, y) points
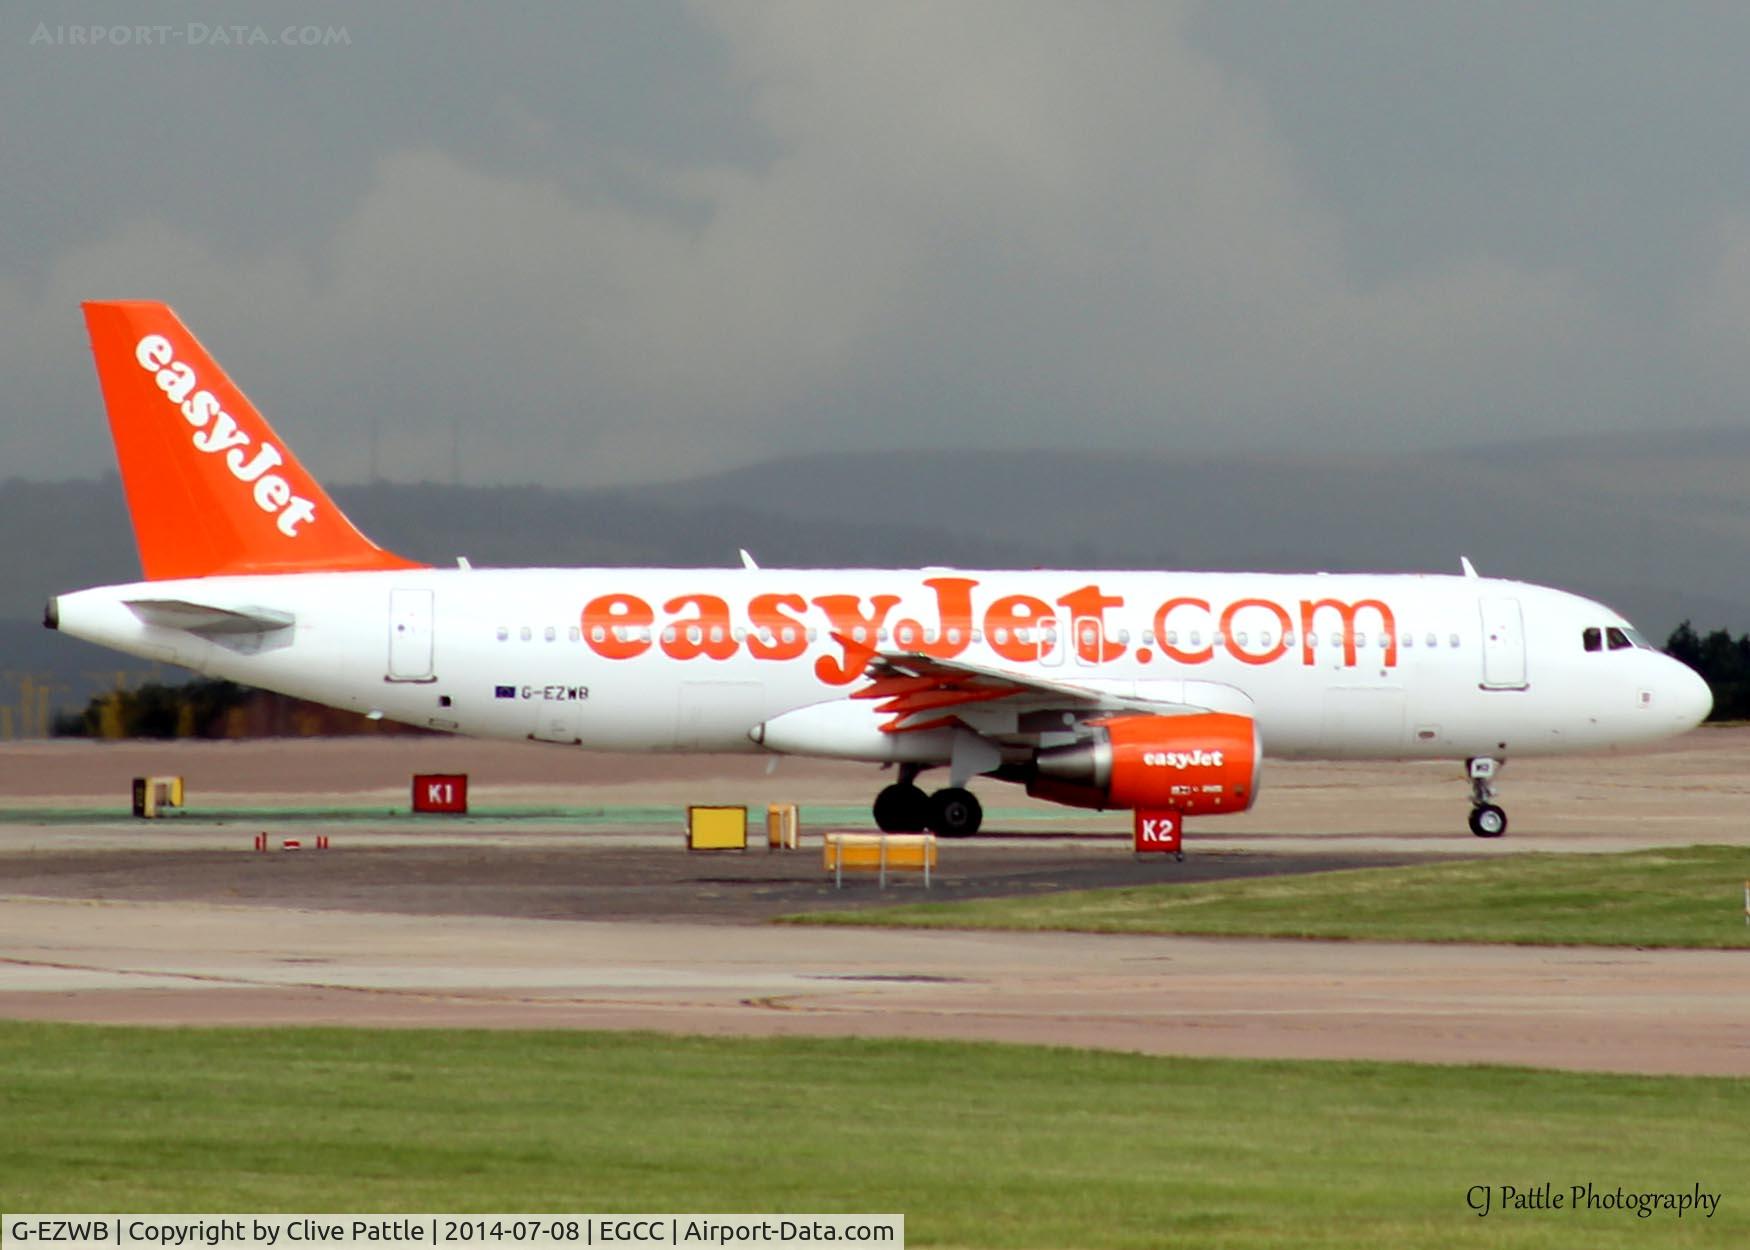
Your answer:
(767, 802), (800, 850)
(687, 805), (749, 851)
(132, 775), (184, 819)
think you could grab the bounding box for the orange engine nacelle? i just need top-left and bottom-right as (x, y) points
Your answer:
(1027, 712), (1262, 814)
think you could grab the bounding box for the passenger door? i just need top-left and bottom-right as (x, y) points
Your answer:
(1479, 597), (1529, 690)
(386, 589), (435, 682)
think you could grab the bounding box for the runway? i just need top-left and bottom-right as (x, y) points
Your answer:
(2, 896), (1746, 1075)
(1, 733), (1747, 1075)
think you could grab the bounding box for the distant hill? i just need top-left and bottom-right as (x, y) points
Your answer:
(7, 429), (1748, 727)
(620, 434), (1750, 634)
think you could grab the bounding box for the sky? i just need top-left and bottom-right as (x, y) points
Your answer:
(5, 1), (1750, 487)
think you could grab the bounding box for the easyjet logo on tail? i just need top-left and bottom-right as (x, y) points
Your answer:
(134, 334), (316, 537)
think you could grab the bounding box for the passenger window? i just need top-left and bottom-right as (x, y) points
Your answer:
(1606, 626), (1632, 651)
(1583, 627), (1602, 652)
(1425, 633), (1437, 648)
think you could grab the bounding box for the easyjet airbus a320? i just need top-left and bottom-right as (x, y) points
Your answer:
(48, 302), (1712, 838)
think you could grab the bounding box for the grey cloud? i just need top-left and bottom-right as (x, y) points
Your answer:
(3, 1), (1749, 487)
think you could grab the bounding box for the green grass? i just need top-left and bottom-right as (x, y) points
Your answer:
(1, 1024), (1744, 1249)
(785, 846), (1750, 947)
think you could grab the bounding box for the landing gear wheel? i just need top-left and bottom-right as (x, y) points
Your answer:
(1465, 757), (1506, 838)
(1468, 803), (1507, 838)
(873, 783), (929, 832)
(927, 787), (983, 837)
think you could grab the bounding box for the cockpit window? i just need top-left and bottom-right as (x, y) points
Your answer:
(1582, 627), (1602, 653)
(1606, 626), (1632, 651)
(1622, 626), (1653, 649)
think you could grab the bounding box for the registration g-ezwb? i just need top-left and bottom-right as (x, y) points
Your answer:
(50, 303), (1712, 838)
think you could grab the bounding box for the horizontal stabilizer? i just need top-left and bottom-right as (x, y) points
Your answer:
(125, 598), (295, 635)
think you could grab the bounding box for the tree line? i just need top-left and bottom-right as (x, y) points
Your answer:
(55, 679), (432, 739)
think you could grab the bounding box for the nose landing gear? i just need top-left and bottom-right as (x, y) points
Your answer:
(1466, 757), (1507, 837)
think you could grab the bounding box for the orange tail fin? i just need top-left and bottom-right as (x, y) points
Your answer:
(83, 301), (421, 580)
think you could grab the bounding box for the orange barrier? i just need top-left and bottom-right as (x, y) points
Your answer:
(823, 832), (937, 888)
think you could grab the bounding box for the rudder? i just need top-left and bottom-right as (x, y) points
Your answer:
(83, 300), (420, 580)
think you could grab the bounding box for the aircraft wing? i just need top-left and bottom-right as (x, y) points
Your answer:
(846, 638), (1248, 737)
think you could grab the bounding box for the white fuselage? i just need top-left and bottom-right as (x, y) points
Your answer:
(50, 567), (1711, 764)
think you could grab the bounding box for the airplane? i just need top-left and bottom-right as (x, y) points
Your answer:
(47, 301), (1713, 839)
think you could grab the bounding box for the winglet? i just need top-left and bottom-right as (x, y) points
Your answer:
(1460, 556), (1479, 579)
(739, 548), (759, 570)
(82, 301), (422, 580)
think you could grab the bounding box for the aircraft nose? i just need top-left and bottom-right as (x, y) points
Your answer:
(1668, 659), (1713, 729)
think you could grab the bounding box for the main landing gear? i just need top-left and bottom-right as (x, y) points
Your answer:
(873, 765), (984, 837)
(1466, 757), (1507, 838)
